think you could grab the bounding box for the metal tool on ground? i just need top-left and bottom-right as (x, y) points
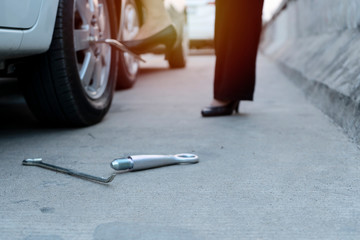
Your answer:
(22, 158), (116, 184)
(111, 154), (199, 171)
(90, 37), (146, 63)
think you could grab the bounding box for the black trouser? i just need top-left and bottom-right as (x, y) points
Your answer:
(214, 1), (264, 101)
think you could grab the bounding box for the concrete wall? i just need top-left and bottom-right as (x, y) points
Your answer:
(262, 0), (360, 144)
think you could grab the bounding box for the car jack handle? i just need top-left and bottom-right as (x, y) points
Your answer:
(90, 38), (146, 63)
(23, 158), (116, 184)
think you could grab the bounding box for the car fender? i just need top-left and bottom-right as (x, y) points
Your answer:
(0, 0), (59, 60)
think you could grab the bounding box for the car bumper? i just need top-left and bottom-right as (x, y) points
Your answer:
(0, 0), (59, 60)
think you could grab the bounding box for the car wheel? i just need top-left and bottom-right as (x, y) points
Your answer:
(18, 0), (117, 127)
(115, 0), (141, 89)
(167, 14), (188, 69)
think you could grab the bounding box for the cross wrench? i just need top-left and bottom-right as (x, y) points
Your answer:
(22, 158), (116, 184)
(90, 37), (146, 63)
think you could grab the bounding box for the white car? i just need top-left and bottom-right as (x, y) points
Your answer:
(186, 0), (215, 48)
(0, 0), (187, 126)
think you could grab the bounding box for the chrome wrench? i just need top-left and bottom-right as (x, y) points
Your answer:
(22, 158), (116, 184)
(90, 37), (146, 63)
(111, 153), (199, 171)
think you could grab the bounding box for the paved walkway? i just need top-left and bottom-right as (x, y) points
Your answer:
(1, 54), (360, 239)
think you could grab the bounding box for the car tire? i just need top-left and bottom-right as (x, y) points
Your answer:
(167, 14), (188, 69)
(116, 0), (141, 89)
(18, 0), (117, 127)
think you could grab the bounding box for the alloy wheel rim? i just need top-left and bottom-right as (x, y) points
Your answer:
(122, 1), (139, 77)
(73, 0), (111, 100)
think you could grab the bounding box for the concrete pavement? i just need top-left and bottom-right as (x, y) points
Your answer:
(1, 53), (360, 239)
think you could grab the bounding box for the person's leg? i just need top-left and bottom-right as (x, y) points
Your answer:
(211, 0), (264, 106)
(134, 0), (172, 40)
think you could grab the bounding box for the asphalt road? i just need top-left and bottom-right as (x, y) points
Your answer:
(1, 53), (360, 240)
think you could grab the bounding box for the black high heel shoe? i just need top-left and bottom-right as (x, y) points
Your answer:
(123, 25), (177, 54)
(201, 101), (240, 117)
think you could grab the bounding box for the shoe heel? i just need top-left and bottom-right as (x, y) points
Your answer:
(165, 45), (172, 60)
(123, 25), (177, 55)
(165, 35), (177, 60)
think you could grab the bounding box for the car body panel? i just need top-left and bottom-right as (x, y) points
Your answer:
(0, 29), (23, 59)
(0, 0), (59, 60)
(186, 0), (215, 41)
(0, 0), (43, 29)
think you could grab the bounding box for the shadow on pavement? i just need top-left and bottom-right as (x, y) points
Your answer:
(0, 78), (74, 134)
(0, 78), (41, 130)
(138, 66), (173, 76)
(0, 95), (39, 129)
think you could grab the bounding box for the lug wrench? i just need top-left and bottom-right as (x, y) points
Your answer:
(89, 37), (146, 63)
(111, 154), (199, 171)
(23, 154), (199, 183)
(22, 158), (116, 184)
